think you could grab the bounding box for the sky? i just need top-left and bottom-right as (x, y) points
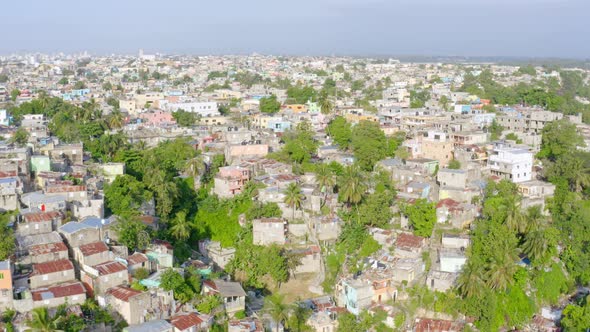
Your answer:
(1, 0), (588, 58)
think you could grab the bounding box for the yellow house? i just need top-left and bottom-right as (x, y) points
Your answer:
(284, 104), (308, 113)
(345, 113), (379, 124)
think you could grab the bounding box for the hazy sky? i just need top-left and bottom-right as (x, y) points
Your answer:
(1, 0), (588, 58)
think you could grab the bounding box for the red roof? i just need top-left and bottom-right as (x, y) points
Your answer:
(152, 239), (173, 250)
(170, 313), (205, 330)
(106, 286), (142, 302)
(0, 170), (17, 178)
(414, 318), (463, 332)
(23, 211), (62, 223)
(396, 233), (425, 250)
(436, 198), (461, 210)
(29, 242), (68, 255)
(78, 242), (109, 257)
(32, 259), (74, 276)
(31, 281), (86, 301)
(45, 185), (86, 193)
(127, 252), (148, 266)
(93, 261), (127, 275)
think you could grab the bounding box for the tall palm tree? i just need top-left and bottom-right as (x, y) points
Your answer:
(338, 165), (366, 208)
(522, 229), (550, 263)
(503, 195), (525, 233)
(169, 211), (191, 242)
(264, 294), (289, 332)
(315, 163), (335, 206)
(569, 157), (590, 193)
(457, 261), (485, 298)
(524, 205), (545, 233)
(108, 110), (124, 129)
(26, 307), (63, 332)
(486, 250), (518, 291)
(284, 182), (304, 220)
(185, 156), (206, 189)
(319, 94), (333, 115)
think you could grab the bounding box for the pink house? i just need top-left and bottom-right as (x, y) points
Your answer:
(214, 166), (251, 198)
(138, 110), (175, 126)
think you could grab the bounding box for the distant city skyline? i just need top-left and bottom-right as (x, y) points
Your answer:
(1, 0), (589, 58)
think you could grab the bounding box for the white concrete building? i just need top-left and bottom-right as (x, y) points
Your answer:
(488, 146), (533, 183)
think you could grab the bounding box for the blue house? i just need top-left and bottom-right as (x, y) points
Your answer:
(267, 119), (291, 133)
(339, 279), (373, 315)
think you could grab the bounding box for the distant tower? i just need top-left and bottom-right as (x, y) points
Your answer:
(139, 49), (144, 59)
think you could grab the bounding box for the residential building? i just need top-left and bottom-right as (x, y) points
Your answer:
(252, 218), (287, 245)
(202, 279), (246, 315)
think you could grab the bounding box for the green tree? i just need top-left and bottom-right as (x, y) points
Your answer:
(25, 308), (63, 332)
(561, 296), (590, 332)
(326, 116), (352, 150)
(402, 199), (436, 237)
(286, 85), (317, 104)
(351, 120), (388, 170)
(107, 110), (124, 129)
(284, 182), (304, 220)
(10, 127), (29, 146)
(197, 295), (223, 314)
(10, 89), (20, 102)
(448, 159), (461, 169)
(264, 294), (290, 332)
(538, 120), (584, 161)
(338, 164), (366, 207)
(169, 211), (192, 242)
(318, 91), (333, 115)
(172, 109), (199, 127)
(0, 213), (16, 260)
(113, 216), (151, 251)
(489, 119), (503, 141)
(105, 175), (152, 217)
(260, 94), (281, 114)
(58, 77), (69, 85)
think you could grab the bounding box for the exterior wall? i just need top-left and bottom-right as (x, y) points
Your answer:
(99, 270), (129, 294)
(488, 148), (533, 183)
(252, 220), (286, 245)
(437, 169), (467, 188)
(31, 250), (69, 264)
(74, 250), (113, 267)
(440, 253), (467, 273)
(109, 292), (151, 325)
(0, 263), (13, 310)
(17, 220), (53, 236)
(62, 228), (101, 248)
(420, 141), (454, 167)
(30, 156), (51, 174)
(33, 292), (86, 309)
(30, 269), (75, 289)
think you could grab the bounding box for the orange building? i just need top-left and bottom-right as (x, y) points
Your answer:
(0, 260), (13, 310)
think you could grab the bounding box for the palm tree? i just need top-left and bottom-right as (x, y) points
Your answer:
(503, 195), (525, 233)
(486, 250), (518, 291)
(315, 163), (335, 206)
(457, 261), (485, 298)
(569, 157), (590, 193)
(264, 294), (289, 332)
(185, 156), (206, 189)
(522, 229), (550, 263)
(338, 165), (366, 208)
(319, 94), (333, 115)
(284, 182), (304, 220)
(169, 211), (191, 242)
(524, 205), (545, 233)
(108, 110), (124, 129)
(26, 307), (63, 332)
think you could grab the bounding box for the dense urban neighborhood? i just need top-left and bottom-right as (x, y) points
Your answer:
(0, 52), (590, 331)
